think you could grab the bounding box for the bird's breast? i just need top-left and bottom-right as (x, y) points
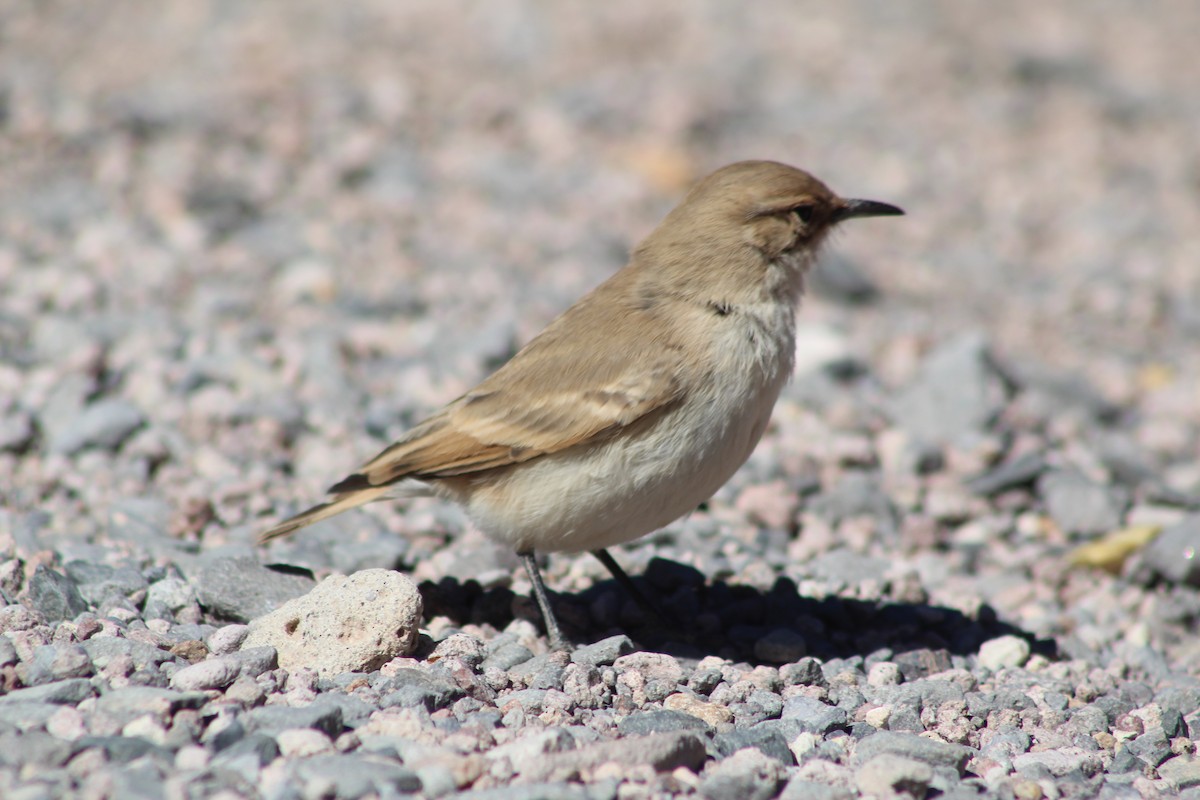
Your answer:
(456, 298), (797, 554)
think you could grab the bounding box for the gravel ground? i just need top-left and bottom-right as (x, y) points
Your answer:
(2, 2), (1199, 798)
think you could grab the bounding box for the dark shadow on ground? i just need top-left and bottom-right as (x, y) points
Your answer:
(417, 556), (1057, 666)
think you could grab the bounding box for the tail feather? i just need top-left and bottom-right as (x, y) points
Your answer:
(258, 485), (393, 543)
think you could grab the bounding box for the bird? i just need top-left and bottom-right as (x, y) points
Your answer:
(259, 160), (903, 649)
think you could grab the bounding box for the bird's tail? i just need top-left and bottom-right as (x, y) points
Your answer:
(258, 485), (393, 543)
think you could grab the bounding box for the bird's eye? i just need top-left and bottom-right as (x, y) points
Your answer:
(792, 204), (816, 224)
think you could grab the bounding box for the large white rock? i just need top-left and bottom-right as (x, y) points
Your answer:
(241, 569), (422, 676)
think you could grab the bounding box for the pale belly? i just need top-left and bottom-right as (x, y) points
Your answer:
(450, 312), (794, 554)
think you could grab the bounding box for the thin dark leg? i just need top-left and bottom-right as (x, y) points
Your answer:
(591, 549), (675, 625)
(519, 552), (571, 651)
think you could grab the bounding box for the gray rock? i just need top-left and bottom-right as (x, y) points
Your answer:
(429, 632), (487, 668)
(1011, 748), (1103, 777)
(74, 735), (172, 765)
(889, 332), (1004, 445)
(482, 641), (536, 671)
(18, 643), (94, 685)
(1159, 755), (1200, 791)
(0, 730), (74, 769)
(780, 658), (827, 687)
(570, 635), (635, 666)
(501, 688), (550, 711)
(185, 555), (315, 622)
(779, 779), (853, 800)
(807, 474), (896, 532)
(64, 561), (150, 606)
(855, 753), (934, 798)
(1131, 514), (1200, 586)
(212, 732), (280, 767)
(107, 497), (173, 545)
(24, 565), (89, 622)
(228, 645), (278, 678)
(1038, 470), (1125, 536)
(699, 746), (784, 800)
(0, 408), (34, 453)
(711, 726), (795, 765)
(93, 687), (208, 726)
(519, 731), (707, 783)
(0, 701), (61, 731)
(853, 732), (973, 774)
(781, 695), (849, 734)
(145, 576), (198, 613)
(82, 636), (176, 669)
(243, 703), (344, 738)
(810, 252), (879, 305)
(966, 452), (1047, 496)
(378, 668), (463, 711)
(48, 397), (144, 454)
(290, 754), (424, 796)
(452, 784), (594, 800)
(1125, 730), (1171, 766)
(0, 678), (96, 705)
(241, 569), (422, 676)
(618, 709), (712, 736)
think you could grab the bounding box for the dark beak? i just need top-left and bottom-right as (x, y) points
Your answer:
(834, 198), (905, 222)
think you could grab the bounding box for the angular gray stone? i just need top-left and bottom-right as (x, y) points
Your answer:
(93, 687), (208, 726)
(378, 668), (462, 711)
(1038, 470), (1125, 536)
(18, 643), (94, 685)
(700, 746), (784, 800)
(570, 635), (635, 667)
(0, 678), (96, 705)
(521, 731), (707, 783)
(74, 735), (172, 765)
(243, 703), (344, 738)
(1132, 514), (1200, 587)
(48, 397), (144, 454)
(82, 636), (176, 669)
(482, 641), (535, 672)
(0, 701), (61, 730)
(291, 754), (423, 796)
(1159, 755), (1200, 791)
(966, 452), (1047, 496)
(781, 695), (849, 734)
(241, 569), (422, 676)
(853, 732), (972, 774)
(0, 730), (74, 769)
(889, 332), (1004, 445)
(25, 566), (89, 622)
(63, 561), (150, 606)
(711, 726), (795, 765)
(185, 555), (315, 622)
(618, 709), (711, 736)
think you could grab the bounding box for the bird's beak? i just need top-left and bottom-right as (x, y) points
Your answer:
(834, 198), (905, 222)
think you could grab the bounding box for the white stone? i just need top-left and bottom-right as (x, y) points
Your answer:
(241, 569), (422, 677)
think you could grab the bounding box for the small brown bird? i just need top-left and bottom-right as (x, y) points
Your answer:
(260, 160), (903, 648)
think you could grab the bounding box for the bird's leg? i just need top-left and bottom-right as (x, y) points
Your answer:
(519, 552), (571, 651)
(591, 549), (676, 626)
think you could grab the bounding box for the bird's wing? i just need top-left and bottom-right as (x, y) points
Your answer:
(343, 343), (684, 486)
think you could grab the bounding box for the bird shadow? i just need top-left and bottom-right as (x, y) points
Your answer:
(417, 555), (1056, 667)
